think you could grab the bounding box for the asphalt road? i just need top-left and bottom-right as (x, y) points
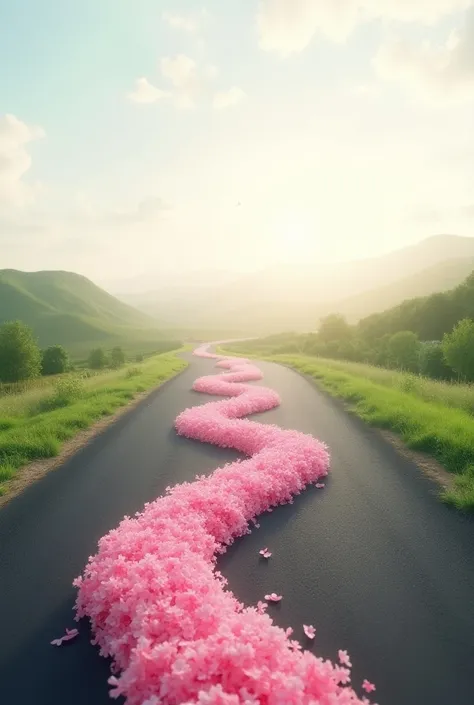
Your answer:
(1, 354), (473, 705)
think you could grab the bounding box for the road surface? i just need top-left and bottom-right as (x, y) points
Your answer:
(0, 354), (473, 704)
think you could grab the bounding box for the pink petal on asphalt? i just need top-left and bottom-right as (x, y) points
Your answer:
(265, 593), (283, 602)
(51, 628), (79, 646)
(259, 547), (272, 558)
(315, 483), (325, 489)
(338, 649), (352, 668)
(73, 347), (377, 704)
(362, 679), (376, 693)
(303, 624), (316, 639)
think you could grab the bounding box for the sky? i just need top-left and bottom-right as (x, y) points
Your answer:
(1, 0), (474, 287)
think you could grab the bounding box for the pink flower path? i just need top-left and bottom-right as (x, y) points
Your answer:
(74, 347), (376, 704)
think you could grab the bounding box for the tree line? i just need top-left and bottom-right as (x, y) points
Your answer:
(0, 320), (128, 383)
(237, 269), (474, 382)
(302, 314), (474, 381)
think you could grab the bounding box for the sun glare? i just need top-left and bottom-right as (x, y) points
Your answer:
(275, 216), (314, 259)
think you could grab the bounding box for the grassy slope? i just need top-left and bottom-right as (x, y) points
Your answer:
(220, 344), (474, 510)
(0, 269), (165, 349)
(0, 351), (187, 494)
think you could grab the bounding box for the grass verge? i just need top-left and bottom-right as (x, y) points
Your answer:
(0, 351), (187, 496)
(220, 346), (474, 511)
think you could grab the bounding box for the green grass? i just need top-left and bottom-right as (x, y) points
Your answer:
(0, 351), (187, 495)
(221, 345), (474, 510)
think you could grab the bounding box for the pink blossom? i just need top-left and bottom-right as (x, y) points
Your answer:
(303, 624), (316, 639)
(338, 649), (352, 668)
(73, 347), (373, 704)
(264, 593), (283, 602)
(259, 547), (272, 558)
(362, 679), (376, 693)
(50, 628), (79, 646)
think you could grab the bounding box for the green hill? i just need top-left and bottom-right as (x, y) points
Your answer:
(0, 269), (165, 350)
(333, 257), (474, 323)
(357, 269), (474, 341)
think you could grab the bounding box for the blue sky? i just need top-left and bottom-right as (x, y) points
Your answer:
(1, 0), (473, 285)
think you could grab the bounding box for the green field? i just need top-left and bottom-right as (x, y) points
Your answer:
(221, 344), (474, 510)
(0, 350), (187, 495)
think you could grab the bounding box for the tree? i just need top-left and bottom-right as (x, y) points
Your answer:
(111, 346), (125, 368)
(388, 331), (420, 371)
(442, 318), (474, 381)
(41, 345), (69, 375)
(419, 342), (453, 380)
(318, 314), (353, 345)
(0, 321), (42, 382)
(88, 347), (107, 369)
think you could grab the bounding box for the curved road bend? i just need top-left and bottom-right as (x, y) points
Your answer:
(0, 354), (473, 705)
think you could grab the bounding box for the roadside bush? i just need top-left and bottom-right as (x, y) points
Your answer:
(111, 346), (125, 368)
(442, 319), (474, 382)
(88, 348), (107, 370)
(388, 331), (420, 372)
(41, 345), (69, 375)
(52, 376), (85, 407)
(419, 343), (454, 381)
(125, 366), (142, 378)
(0, 321), (41, 382)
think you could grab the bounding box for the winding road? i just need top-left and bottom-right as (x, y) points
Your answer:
(0, 353), (473, 704)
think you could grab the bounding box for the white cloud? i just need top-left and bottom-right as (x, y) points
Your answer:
(160, 54), (202, 108)
(163, 9), (209, 34)
(161, 55), (197, 89)
(257, 0), (473, 54)
(163, 12), (199, 33)
(213, 87), (247, 109)
(127, 77), (168, 104)
(0, 114), (44, 206)
(129, 55), (229, 109)
(374, 9), (474, 101)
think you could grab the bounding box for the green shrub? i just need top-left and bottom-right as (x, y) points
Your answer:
(419, 343), (453, 380)
(88, 347), (107, 369)
(111, 346), (126, 368)
(125, 366), (142, 378)
(0, 321), (41, 382)
(38, 376), (86, 411)
(442, 319), (474, 381)
(41, 345), (69, 375)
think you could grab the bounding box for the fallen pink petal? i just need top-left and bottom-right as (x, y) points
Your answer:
(315, 483), (325, 489)
(50, 627), (79, 646)
(303, 624), (316, 639)
(362, 679), (376, 693)
(259, 547), (272, 558)
(74, 347), (374, 704)
(339, 649), (353, 668)
(264, 593), (283, 602)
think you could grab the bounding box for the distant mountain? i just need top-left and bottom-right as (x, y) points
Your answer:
(117, 235), (474, 334)
(106, 268), (240, 296)
(333, 256), (474, 323)
(0, 269), (164, 348)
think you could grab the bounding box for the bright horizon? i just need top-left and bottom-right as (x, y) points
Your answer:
(1, 1), (473, 285)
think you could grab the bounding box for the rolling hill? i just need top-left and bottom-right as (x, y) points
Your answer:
(334, 256), (474, 323)
(0, 269), (166, 349)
